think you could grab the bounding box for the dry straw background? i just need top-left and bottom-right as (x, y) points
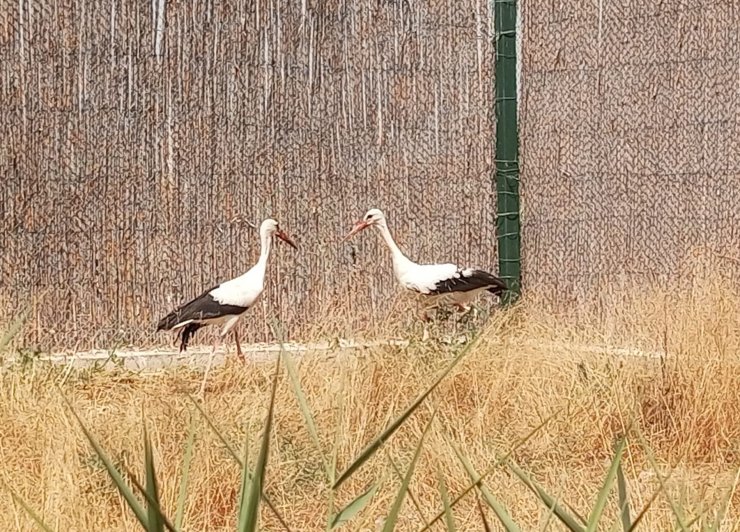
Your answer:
(1, 0), (739, 349)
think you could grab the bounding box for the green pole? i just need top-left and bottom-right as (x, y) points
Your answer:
(494, 0), (521, 303)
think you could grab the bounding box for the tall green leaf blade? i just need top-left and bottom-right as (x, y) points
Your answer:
(506, 459), (585, 532)
(120, 463), (178, 532)
(633, 429), (689, 531)
(0, 304), (30, 352)
(239, 356), (281, 532)
(420, 413), (557, 532)
(144, 426), (165, 532)
(186, 394), (293, 532)
(477, 497), (492, 532)
(329, 483), (379, 529)
(707, 468), (739, 532)
(455, 448), (520, 532)
(616, 454), (632, 531)
(236, 426), (251, 530)
(382, 415), (435, 532)
(333, 338), (478, 489)
(61, 393), (151, 530)
(175, 415), (197, 530)
(281, 348), (330, 479)
(436, 471), (456, 532)
(5, 485), (54, 532)
(586, 438), (626, 532)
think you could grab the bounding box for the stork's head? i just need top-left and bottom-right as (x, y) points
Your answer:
(343, 208), (386, 241)
(260, 218), (298, 249)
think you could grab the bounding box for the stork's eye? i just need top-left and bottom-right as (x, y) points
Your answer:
(365, 214), (372, 221)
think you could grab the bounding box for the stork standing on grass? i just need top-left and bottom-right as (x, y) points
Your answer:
(343, 208), (507, 320)
(156, 218), (297, 360)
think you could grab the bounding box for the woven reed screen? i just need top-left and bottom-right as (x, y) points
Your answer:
(519, 0), (740, 303)
(0, 0), (497, 348)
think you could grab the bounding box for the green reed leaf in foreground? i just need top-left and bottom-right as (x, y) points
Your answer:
(120, 462), (178, 532)
(477, 497), (492, 532)
(280, 346), (331, 479)
(382, 413), (435, 532)
(61, 393), (152, 530)
(707, 468), (740, 532)
(333, 336), (479, 489)
(186, 394), (293, 532)
(506, 458), (585, 532)
(420, 412), (557, 532)
(238, 356), (280, 532)
(585, 438), (626, 532)
(455, 447), (521, 532)
(632, 427), (690, 532)
(144, 425), (165, 532)
(175, 415), (197, 530)
(5, 484), (54, 532)
(0, 303), (30, 353)
(329, 483), (379, 529)
(616, 449), (632, 532)
(236, 426), (251, 531)
(437, 470), (456, 532)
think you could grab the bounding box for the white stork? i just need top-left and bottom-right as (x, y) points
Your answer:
(343, 208), (507, 320)
(156, 218), (297, 359)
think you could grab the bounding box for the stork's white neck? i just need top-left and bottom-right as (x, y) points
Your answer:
(375, 220), (414, 274)
(256, 229), (272, 271)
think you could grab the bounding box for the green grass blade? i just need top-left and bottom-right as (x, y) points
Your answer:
(60, 393), (151, 530)
(386, 451), (426, 522)
(586, 438), (626, 532)
(506, 459), (585, 532)
(382, 414), (435, 532)
(326, 370), (347, 531)
(707, 468), (740, 532)
(175, 415), (197, 530)
(144, 425), (165, 532)
(633, 428), (689, 531)
(626, 468), (677, 532)
(119, 463), (178, 532)
(237, 425), (251, 530)
(280, 348), (330, 479)
(186, 394), (293, 532)
(0, 304), (30, 352)
(437, 471), (456, 532)
(329, 483), (379, 529)
(616, 453), (632, 532)
(420, 412), (557, 532)
(333, 338), (478, 489)
(455, 447), (521, 532)
(5, 485), (54, 532)
(477, 497), (492, 532)
(238, 356), (281, 532)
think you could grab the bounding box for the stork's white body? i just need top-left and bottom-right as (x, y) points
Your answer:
(157, 219), (296, 355)
(346, 209), (507, 318)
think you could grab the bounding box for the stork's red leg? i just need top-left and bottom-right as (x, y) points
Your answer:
(233, 330), (245, 363)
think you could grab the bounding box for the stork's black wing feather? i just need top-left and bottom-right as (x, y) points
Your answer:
(156, 285), (249, 331)
(428, 269), (507, 295)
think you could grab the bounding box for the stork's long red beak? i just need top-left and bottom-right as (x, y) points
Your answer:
(342, 220), (370, 243)
(277, 229), (298, 249)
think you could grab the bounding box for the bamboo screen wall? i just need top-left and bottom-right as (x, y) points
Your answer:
(519, 0), (740, 302)
(0, 0), (498, 348)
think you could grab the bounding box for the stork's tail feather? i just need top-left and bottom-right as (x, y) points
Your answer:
(487, 285), (506, 295)
(156, 311), (181, 332)
(472, 270), (507, 295)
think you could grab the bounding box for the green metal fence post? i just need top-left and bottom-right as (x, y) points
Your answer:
(494, 0), (521, 303)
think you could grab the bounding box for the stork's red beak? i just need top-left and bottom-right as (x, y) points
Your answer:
(342, 220), (370, 243)
(276, 229), (298, 249)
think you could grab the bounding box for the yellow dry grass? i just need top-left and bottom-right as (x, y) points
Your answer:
(2, 280), (740, 531)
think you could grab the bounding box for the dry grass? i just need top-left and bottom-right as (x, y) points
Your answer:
(2, 281), (740, 531)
